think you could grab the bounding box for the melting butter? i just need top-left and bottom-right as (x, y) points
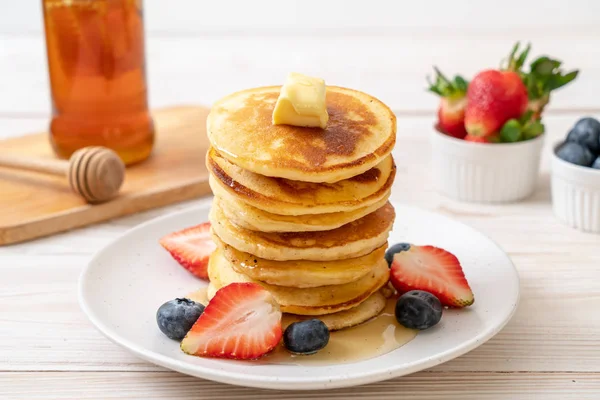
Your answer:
(272, 72), (329, 129)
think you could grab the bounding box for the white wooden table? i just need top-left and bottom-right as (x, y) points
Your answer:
(1, 1), (600, 398)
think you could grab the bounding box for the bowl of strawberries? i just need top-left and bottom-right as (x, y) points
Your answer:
(428, 43), (578, 203)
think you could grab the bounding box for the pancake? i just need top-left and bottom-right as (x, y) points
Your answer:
(215, 234), (387, 288)
(207, 86), (396, 183)
(282, 291), (387, 331)
(208, 249), (390, 315)
(216, 192), (389, 233)
(210, 201), (395, 261)
(207, 147), (395, 216)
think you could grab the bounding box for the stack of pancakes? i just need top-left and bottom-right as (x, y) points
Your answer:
(205, 86), (397, 331)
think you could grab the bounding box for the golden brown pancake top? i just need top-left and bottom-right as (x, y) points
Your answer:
(228, 91), (378, 167)
(207, 86), (396, 182)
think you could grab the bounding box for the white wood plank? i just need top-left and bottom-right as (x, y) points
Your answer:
(0, 34), (593, 115)
(1, 372), (599, 399)
(0, 117), (47, 140)
(3, 0), (600, 35)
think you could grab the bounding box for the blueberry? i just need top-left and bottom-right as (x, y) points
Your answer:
(385, 243), (411, 266)
(566, 117), (600, 154)
(395, 290), (443, 330)
(283, 319), (329, 355)
(593, 157), (600, 170)
(556, 142), (594, 167)
(156, 298), (204, 341)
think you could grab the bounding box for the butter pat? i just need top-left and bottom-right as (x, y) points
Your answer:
(272, 72), (329, 129)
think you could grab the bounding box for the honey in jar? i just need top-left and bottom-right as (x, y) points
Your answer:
(42, 0), (154, 165)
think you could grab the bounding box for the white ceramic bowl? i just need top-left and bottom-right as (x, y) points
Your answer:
(431, 129), (544, 203)
(551, 142), (600, 233)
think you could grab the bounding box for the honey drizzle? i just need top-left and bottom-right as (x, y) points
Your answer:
(186, 289), (417, 366)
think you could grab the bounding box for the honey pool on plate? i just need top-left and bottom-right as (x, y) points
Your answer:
(187, 289), (417, 366)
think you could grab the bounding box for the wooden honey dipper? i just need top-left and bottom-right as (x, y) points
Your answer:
(0, 146), (125, 203)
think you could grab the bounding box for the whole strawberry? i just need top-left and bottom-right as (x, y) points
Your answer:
(492, 42), (577, 142)
(427, 68), (469, 139)
(503, 42), (578, 119)
(465, 69), (528, 138)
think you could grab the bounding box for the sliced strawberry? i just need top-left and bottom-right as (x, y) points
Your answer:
(181, 282), (282, 360)
(390, 245), (474, 308)
(160, 222), (216, 280)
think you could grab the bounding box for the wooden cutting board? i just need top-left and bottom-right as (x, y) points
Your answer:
(0, 106), (212, 246)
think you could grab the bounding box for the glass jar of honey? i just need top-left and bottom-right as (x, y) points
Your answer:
(42, 0), (154, 165)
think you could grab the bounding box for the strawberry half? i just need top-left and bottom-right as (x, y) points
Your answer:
(181, 282), (282, 360)
(389, 245), (474, 308)
(159, 222), (216, 280)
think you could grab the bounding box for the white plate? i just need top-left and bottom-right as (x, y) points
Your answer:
(79, 199), (519, 390)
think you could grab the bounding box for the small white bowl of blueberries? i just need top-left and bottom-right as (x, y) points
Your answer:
(552, 117), (600, 233)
